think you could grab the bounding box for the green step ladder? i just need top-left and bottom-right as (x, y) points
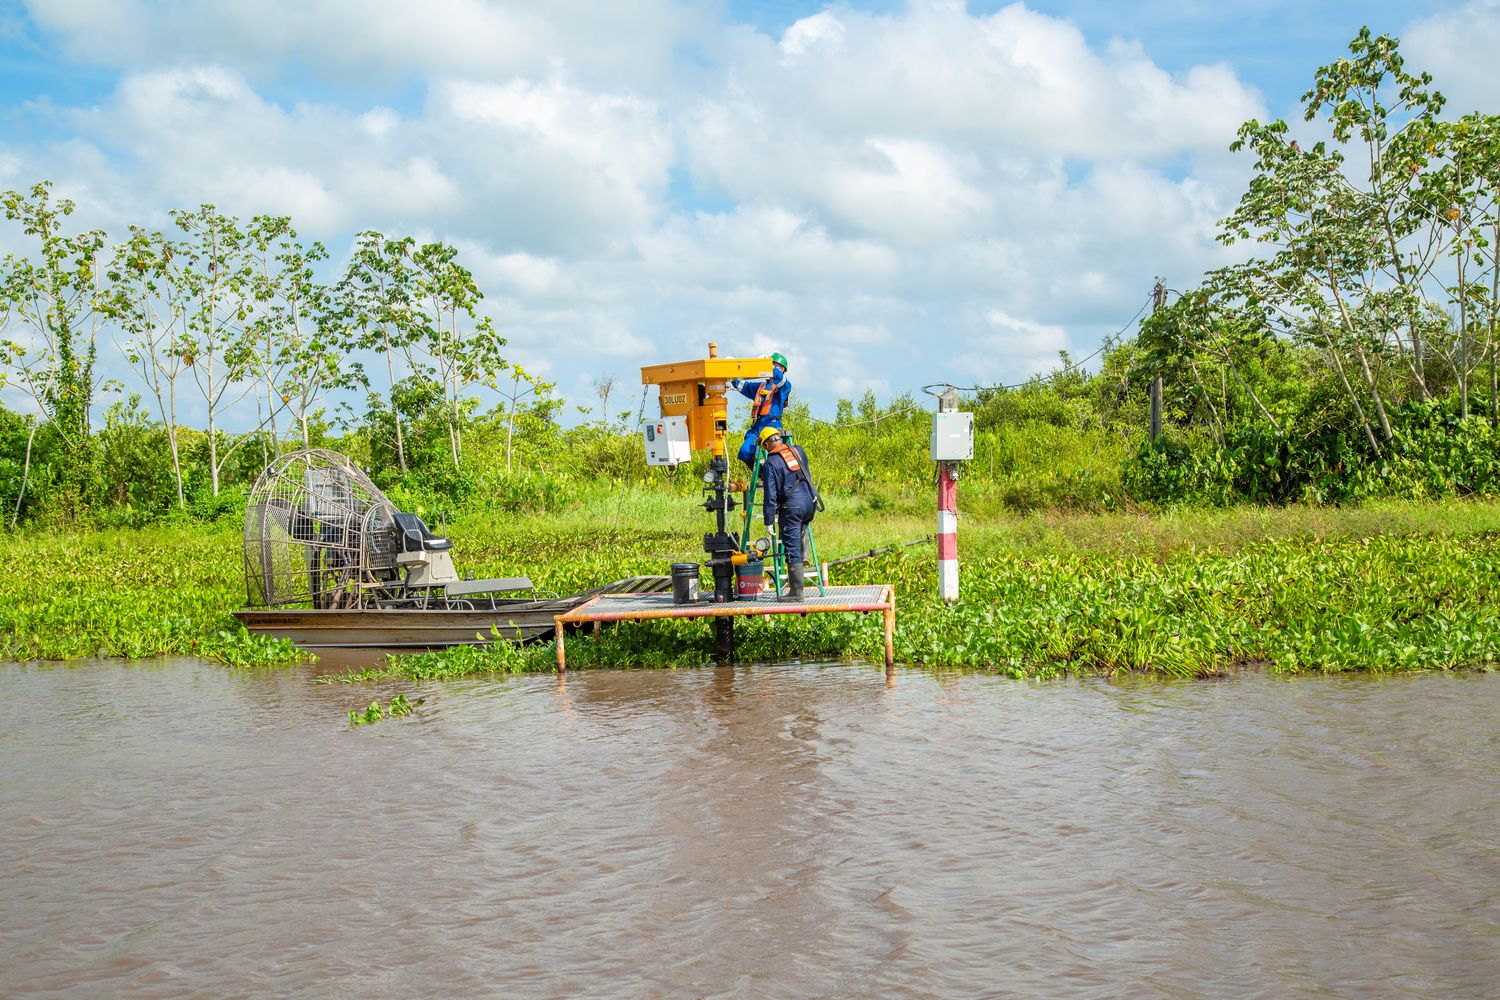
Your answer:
(738, 432), (826, 598)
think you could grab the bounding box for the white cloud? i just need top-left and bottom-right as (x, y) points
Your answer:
(24, 0), (707, 89)
(780, 10), (845, 58)
(1405, 1), (1500, 115)
(360, 107), (399, 138)
(432, 77), (673, 251)
(681, 2), (1261, 257)
(0, 0), (1274, 423)
(725, 3), (1260, 157)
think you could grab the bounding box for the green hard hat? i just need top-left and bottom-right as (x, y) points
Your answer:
(771, 351), (789, 370)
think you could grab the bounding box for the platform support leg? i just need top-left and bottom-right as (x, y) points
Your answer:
(554, 616), (567, 672)
(715, 616), (735, 662)
(883, 591), (895, 670)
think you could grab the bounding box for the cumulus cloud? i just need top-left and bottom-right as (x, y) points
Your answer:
(23, 0), (707, 89)
(939, 307), (1071, 389)
(706, 3), (1261, 158)
(1405, 0), (1500, 115)
(0, 0), (1275, 421)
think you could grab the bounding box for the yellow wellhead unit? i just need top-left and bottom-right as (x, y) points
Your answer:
(639, 342), (773, 461)
(640, 342), (774, 658)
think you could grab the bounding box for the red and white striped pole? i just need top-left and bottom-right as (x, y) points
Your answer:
(938, 463), (959, 603)
(932, 388), (969, 605)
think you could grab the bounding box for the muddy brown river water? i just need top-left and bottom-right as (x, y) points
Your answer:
(2, 660), (1499, 998)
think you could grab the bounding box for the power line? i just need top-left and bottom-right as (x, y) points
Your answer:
(633, 290), (1162, 437)
(921, 291), (1155, 398)
(802, 396), (927, 427)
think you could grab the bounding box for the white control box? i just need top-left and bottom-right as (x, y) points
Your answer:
(930, 411), (974, 461)
(643, 415), (692, 467)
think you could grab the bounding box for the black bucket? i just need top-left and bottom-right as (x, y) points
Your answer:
(670, 563), (701, 605)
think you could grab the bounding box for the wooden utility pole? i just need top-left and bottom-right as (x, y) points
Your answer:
(1150, 280), (1167, 440)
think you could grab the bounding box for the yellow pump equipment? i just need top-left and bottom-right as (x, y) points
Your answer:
(640, 342), (773, 461)
(640, 342), (773, 657)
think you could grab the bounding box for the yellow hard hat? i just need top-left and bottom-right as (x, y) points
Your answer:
(757, 425), (782, 446)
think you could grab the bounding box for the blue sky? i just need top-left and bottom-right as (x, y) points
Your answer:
(0, 0), (1497, 429)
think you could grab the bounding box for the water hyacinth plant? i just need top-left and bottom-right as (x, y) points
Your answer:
(6, 498), (1500, 678)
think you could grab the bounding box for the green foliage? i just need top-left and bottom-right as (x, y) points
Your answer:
(320, 513), (1500, 682)
(348, 694), (420, 726)
(0, 522), (245, 659)
(1125, 399), (1500, 506)
(199, 626), (310, 667)
(0, 181), (110, 511)
(6, 494), (1500, 678)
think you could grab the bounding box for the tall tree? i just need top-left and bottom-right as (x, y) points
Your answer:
(592, 373), (617, 425)
(167, 204), (258, 496)
(340, 232), (420, 473)
(245, 215), (342, 457)
(1217, 29), (1465, 444)
(411, 241), (507, 469)
(0, 181), (110, 511)
(108, 226), (192, 508)
(499, 364), (554, 475)
(1426, 113), (1500, 419)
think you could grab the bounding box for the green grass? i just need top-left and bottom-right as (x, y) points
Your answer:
(6, 496), (1500, 676)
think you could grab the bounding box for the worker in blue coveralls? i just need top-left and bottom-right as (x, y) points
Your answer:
(758, 424), (818, 600)
(731, 352), (792, 468)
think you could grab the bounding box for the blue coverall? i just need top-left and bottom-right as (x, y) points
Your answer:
(734, 369), (792, 468)
(761, 443), (817, 565)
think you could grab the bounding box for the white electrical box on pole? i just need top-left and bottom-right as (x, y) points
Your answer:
(930, 411), (974, 461)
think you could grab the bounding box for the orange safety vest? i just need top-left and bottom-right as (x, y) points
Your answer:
(768, 442), (802, 473)
(768, 441), (822, 513)
(753, 379), (777, 420)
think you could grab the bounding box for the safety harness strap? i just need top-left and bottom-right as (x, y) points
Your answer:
(769, 443), (824, 511)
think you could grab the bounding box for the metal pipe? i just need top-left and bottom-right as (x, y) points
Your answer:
(824, 538), (931, 569)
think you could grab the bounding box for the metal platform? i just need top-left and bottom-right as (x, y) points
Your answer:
(552, 584), (896, 670)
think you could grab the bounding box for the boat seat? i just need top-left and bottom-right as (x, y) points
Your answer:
(392, 512), (453, 552)
(444, 577), (535, 597)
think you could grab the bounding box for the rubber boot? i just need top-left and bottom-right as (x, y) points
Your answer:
(784, 560), (805, 602)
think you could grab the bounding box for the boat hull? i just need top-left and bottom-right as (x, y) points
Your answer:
(233, 605), (560, 648)
(233, 577), (671, 649)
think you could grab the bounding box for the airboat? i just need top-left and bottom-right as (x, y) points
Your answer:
(232, 449), (667, 649)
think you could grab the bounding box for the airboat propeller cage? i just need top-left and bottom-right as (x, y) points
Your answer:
(640, 341), (774, 465)
(243, 449), (405, 609)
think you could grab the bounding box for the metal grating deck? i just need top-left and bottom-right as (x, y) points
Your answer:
(567, 584), (891, 617)
(552, 583), (896, 669)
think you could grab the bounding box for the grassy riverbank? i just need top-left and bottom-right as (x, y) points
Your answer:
(5, 497), (1500, 677)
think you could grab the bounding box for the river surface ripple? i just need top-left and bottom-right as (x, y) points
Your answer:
(2, 661), (1498, 998)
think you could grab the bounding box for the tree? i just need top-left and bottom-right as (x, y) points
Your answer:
(1136, 290), (1287, 447)
(284, 320), (363, 450)
(591, 373), (617, 424)
(498, 364), (555, 474)
(1423, 113), (1500, 419)
(1216, 29), (1477, 449)
(410, 241), (507, 469)
(108, 226), (192, 508)
(165, 204), (265, 496)
(340, 232), (420, 473)
(0, 182), (111, 513)
(245, 216), (349, 454)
